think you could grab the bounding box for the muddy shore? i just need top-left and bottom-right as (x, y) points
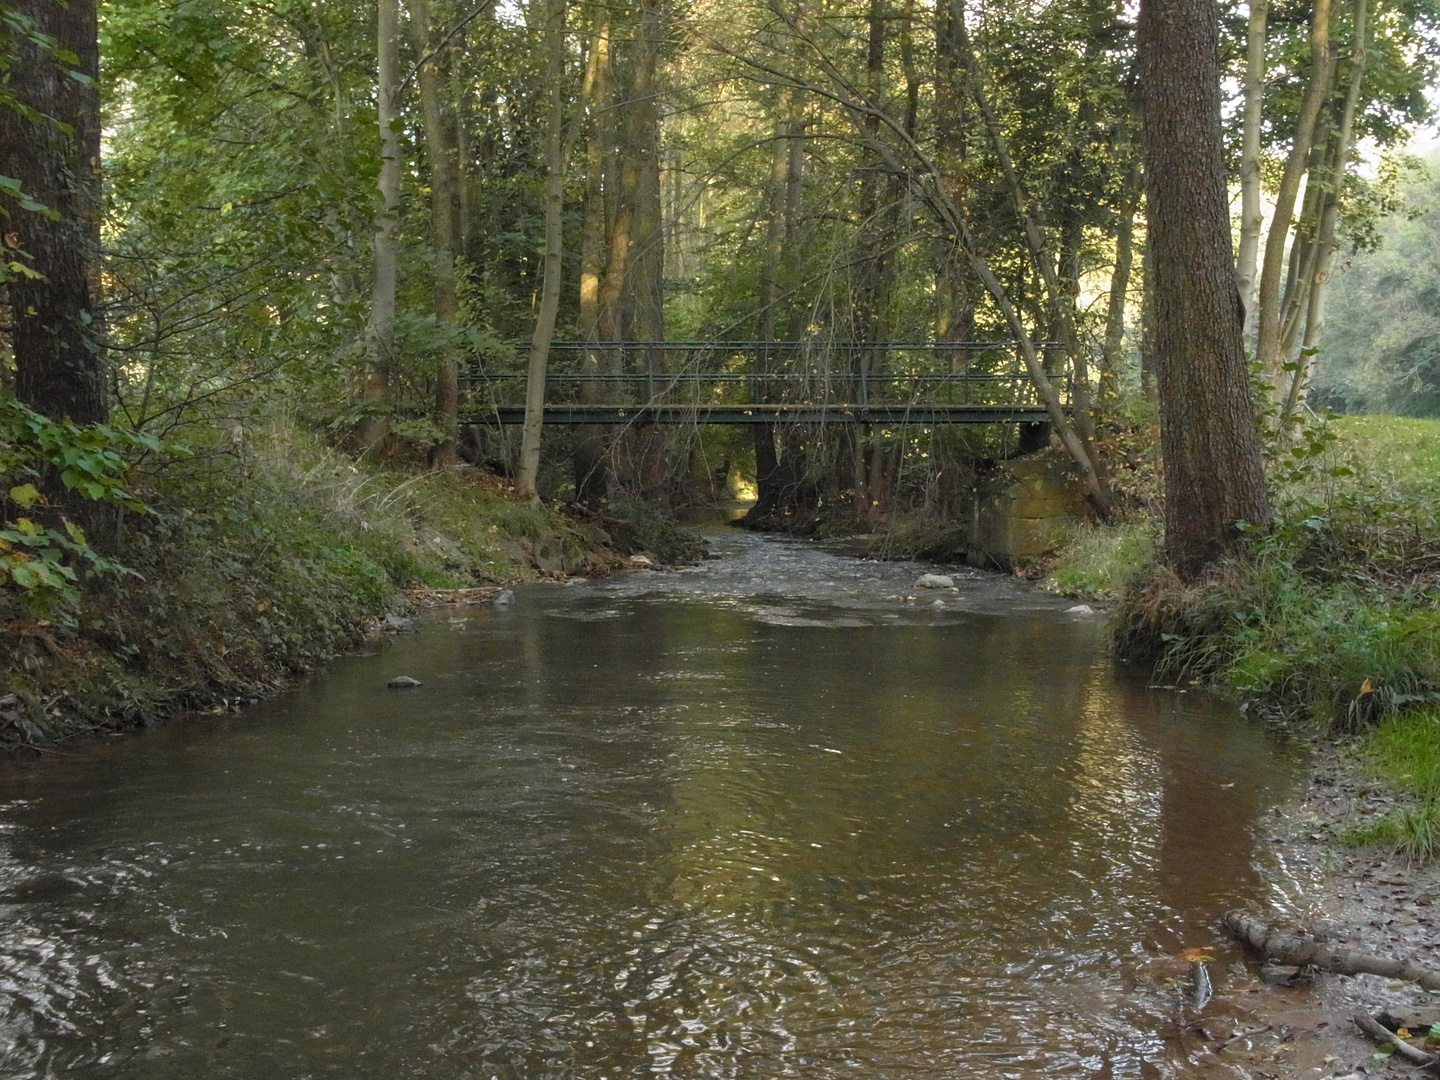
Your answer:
(1170, 732), (1440, 1078)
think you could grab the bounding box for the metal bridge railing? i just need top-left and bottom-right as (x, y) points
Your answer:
(460, 340), (1068, 417)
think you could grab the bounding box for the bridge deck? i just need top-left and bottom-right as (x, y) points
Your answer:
(468, 403), (1053, 425)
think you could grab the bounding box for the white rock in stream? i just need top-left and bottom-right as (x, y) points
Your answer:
(628, 554), (654, 569)
(914, 573), (955, 589)
(1066, 604), (1097, 615)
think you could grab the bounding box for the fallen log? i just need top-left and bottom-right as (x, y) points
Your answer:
(1352, 1013), (1439, 1072)
(1223, 910), (1440, 991)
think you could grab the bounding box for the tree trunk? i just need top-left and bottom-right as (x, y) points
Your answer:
(1139, 0), (1272, 578)
(1236, 0), (1268, 343)
(0, 0), (107, 427)
(1255, 0), (1333, 388)
(753, 101), (793, 516)
(405, 0), (461, 466)
(954, 19), (1106, 496)
(517, 0), (568, 499)
(360, 0), (402, 454)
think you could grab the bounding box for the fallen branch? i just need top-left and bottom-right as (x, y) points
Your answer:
(1352, 1013), (1439, 1071)
(1224, 910), (1440, 991)
(1215, 1024), (1271, 1052)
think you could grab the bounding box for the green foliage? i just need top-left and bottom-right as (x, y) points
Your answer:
(1312, 153), (1440, 414)
(0, 394), (171, 619)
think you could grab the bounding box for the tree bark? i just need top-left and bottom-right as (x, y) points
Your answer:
(1139, 0), (1271, 577)
(753, 102), (793, 516)
(360, 0), (403, 454)
(0, 0), (107, 427)
(517, 0), (569, 499)
(1236, 0), (1268, 344)
(405, 0), (462, 466)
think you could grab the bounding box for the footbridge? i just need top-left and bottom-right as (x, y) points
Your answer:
(461, 340), (1067, 426)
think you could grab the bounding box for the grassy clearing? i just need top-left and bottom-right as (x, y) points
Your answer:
(0, 416), (684, 745)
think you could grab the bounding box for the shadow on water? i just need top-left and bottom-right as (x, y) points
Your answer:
(0, 532), (1303, 1078)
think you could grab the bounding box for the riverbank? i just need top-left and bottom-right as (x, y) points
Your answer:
(1038, 415), (1440, 1073)
(0, 417), (703, 753)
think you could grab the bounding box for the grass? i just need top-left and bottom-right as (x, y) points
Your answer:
(1349, 707), (1440, 862)
(1043, 522), (1159, 600)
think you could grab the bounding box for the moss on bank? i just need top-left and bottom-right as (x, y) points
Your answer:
(0, 420), (697, 751)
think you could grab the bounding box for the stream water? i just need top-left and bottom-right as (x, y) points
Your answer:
(0, 531), (1305, 1078)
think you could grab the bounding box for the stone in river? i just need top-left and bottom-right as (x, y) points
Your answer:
(493, 589), (515, 607)
(914, 573), (954, 589)
(628, 554), (654, 569)
(387, 676), (423, 689)
(1066, 604), (1096, 615)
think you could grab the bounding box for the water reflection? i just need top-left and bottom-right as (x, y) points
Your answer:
(0, 532), (1300, 1078)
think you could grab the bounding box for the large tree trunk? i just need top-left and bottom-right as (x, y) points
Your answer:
(0, 0), (107, 427)
(405, 0), (462, 466)
(360, 0), (402, 454)
(1236, 0), (1268, 343)
(1255, 0), (1333, 389)
(517, 0), (569, 499)
(1139, 0), (1271, 577)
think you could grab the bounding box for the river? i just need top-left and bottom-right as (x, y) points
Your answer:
(0, 531), (1305, 1078)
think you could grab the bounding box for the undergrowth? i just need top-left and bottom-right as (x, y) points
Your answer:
(1112, 415), (1440, 730)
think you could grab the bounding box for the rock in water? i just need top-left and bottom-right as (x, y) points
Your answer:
(387, 676), (422, 689)
(930, 599), (946, 608)
(628, 554), (654, 569)
(1066, 604), (1096, 615)
(914, 573), (955, 589)
(382, 612), (416, 633)
(493, 589), (515, 607)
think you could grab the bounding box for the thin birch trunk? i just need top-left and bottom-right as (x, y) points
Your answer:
(405, 0), (462, 465)
(1236, 0), (1268, 343)
(1100, 169), (1140, 410)
(360, 0), (402, 453)
(575, 17), (612, 504)
(1284, 0), (1368, 417)
(1256, 0), (1333, 387)
(517, 0), (568, 499)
